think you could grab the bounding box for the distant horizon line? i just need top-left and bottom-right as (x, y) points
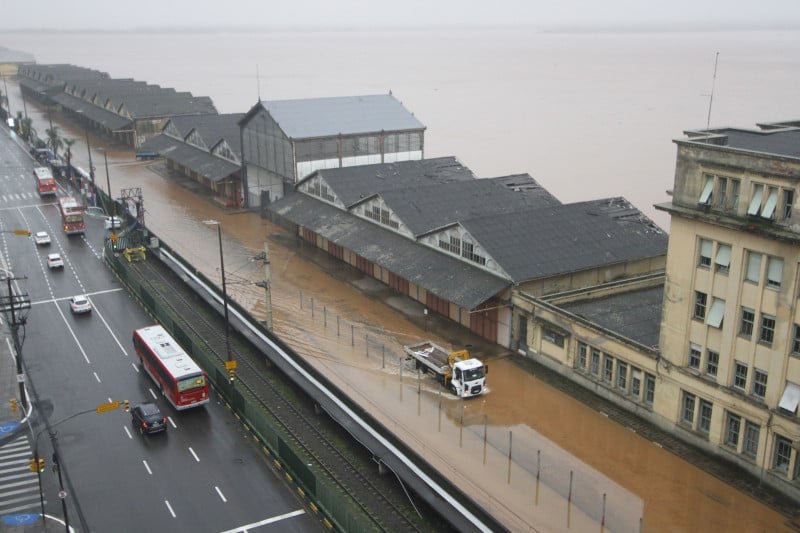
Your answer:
(1, 22), (799, 34)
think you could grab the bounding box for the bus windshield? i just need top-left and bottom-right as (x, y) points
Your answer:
(178, 374), (207, 392)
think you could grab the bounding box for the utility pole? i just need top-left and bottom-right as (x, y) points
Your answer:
(85, 130), (96, 207)
(254, 242), (273, 331)
(3, 275), (31, 409)
(1, 72), (11, 121)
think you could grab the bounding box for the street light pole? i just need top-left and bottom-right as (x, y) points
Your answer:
(103, 149), (114, 219)
(204, 220), (232, 366)
(85, 130), (95, 206)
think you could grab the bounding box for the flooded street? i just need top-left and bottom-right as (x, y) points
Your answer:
(6, 76), (794, 531)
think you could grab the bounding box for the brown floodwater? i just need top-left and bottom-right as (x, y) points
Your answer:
(7, 81), (793, 532)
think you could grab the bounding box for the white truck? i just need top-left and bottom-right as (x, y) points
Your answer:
(403, 340), (487, 398)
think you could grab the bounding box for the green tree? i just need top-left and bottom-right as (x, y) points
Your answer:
(46, 125), (62, 157)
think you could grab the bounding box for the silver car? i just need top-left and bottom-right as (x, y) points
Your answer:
(69, 295), (92, 314)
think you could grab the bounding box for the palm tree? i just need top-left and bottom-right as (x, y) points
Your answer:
(63, 138), (76, 180)
(46, 125), (63, 158)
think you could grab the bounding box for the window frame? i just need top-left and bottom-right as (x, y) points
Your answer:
(725, 412), (741, 448)
(698, 239), (712, 268)
(681, 391), (696, 425)
(773, 435), (792, 473)
(698, 399), (713, 434)
(752, 369), (768, 400)
(739, 307), (755, 339)
(745, 251), (762, 283)
(705, 350), (719, 378)
(688, 344), (701, 369)
(759, 314), (776, 346)
(743, 421), (760, 458)
(733, 362), (748, 391)
(694, 291), (708, 320)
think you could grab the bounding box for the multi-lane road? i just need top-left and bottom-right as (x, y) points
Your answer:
(0, 128), (316, 532)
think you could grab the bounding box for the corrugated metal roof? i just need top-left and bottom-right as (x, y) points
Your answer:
(261, 94), (425, 139)
(461, 197), (668, 283)
(311, 157), (475, 208)
(268, 193), (508, 310)
(379, 175), (561, 236)
(168, 113), (245, 155)
(51, 92), (132, 131)
(697, 128), (800, 159)
(139, 135), (239, 182)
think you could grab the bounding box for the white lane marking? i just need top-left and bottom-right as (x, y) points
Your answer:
(93, 372), (101, 383)
(53, 302), (91, 364)
(142, 460), (152, 475)
(90, 300), (129, 357)
(188, 447), (199, 462)
(165, 500), (176, 518)
(218, 510), (306, 533)
(108, 397), (113, 403)
(149, 388), (157, 400)
(124, 426), (132, 439)
(215, 486), (227, 503)
(167, 416), (176, 429)
(28, 287), (125, 306)
(132, 363), (139, 373)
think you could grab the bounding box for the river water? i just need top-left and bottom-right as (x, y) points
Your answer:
(3, 28), (799, 531)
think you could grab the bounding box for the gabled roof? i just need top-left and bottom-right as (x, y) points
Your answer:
(138, 134), (239, 182)
(246, 94), (425, 139)
(51, 92), (132, 131)
(308, 157), (475, 208)
(168, 113), (245, 155)
(461, 197), (667, 283)
(268, 192), (508, 309)
(377, 174), (560, 236)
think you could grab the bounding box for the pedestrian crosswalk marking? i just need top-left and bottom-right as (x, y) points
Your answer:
(0, 434), (43, 516)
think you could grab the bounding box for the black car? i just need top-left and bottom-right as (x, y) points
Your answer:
(131, 402), (167, 435)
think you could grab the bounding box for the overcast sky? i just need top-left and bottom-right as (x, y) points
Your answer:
(3, 0), (800, 31)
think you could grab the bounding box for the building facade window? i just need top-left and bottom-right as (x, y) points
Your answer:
(617, 361), (628, 390)
(743, 422), (760, 458)
(793, 324), (800, 355)
(766, 256), (783, 289)
(716, 177), (727, 209)
(725, 413), (741, 447)
(681, 391), (696, 425)
(694, 291), (707, 320)
(461, 242), (487, 266)
(631, 369), (642, 398)
(706, 298), (725, 328)
(698, 400), (713, 434)
(706, 350), (719, 377)
(745, 251), (762, 283)
(688, 344), (702, 369)
(577, 342), (587, 370)
(699, 175), (714, 205)
(733, 362), (748, 391)
(747, 183), (765, 216)
(590, 349), (600, 376)
(603, 355), (614, 383)
(739, 307), (755, 338)
(759, 314), (776, 345)
(773, 435), (793, 473)
(715, 243), (731, 274)
(731, 179), (741, 211)
(542, 327), (565, 348)
(698, 239), (712, 267)
(645, 373), (656, 405)
(752, 369), (768, 400)
(783, 189), (794, 220)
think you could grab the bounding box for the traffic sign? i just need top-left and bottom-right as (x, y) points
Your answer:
(225, 360), (238, 370)
(95, 400), (120, 413)
(0, 421), (20, 435)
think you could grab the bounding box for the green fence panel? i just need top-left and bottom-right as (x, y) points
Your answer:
(279, 439), (316, 493)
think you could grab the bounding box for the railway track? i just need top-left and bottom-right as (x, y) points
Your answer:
(130, 256), (436, 532)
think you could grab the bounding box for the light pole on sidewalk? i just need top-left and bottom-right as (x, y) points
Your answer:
(203, 220), (234, 381)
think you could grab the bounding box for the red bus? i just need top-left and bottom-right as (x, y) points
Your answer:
(132, 325), (210, 410)
(33, 167), (57, 196)
(58, 197), (86, 235)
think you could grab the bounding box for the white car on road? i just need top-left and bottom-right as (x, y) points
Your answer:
(69, 295), (92, 314)
(34, 231), (51, 246)
(47, 253), (64, 269)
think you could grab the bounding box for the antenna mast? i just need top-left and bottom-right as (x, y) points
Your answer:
(705, 51), (719, 131)
(256, 64), (261, 101)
